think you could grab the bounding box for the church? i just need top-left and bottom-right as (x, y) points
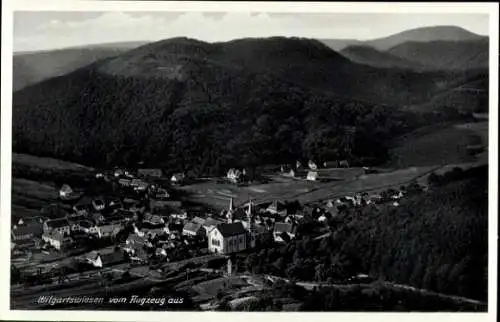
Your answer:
(208, 198), (257, 254)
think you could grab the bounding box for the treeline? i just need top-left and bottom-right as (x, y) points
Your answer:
(243, 165), (488, 301)
(13, 57), (419, 176)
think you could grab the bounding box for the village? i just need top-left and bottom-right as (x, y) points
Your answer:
(10, 158), (423, 309)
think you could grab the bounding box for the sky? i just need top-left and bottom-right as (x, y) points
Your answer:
(13, 11), (489, 52)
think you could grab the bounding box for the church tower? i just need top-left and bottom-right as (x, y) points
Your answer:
(226, 197), (234, 224)
(246, 198), (256, 248)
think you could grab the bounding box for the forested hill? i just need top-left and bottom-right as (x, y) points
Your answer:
(12, 37), (484, 174)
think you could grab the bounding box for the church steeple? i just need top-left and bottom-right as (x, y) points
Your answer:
(226, 197), (234, 223)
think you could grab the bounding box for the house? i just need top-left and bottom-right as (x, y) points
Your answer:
(88, 251), (125, 268)
(79, 220), (96, 234)
(323, 161), (339, 168)
(273, 223), (297, 243)
(266, 200), (288, 216)
(94, 222), (122, 238)
(124, 234), (153, 254)
(43, 218), (70, 236)
(308, 160), (318, 170)
(114, 209), (137, 221)
(131, 179), (148, 191)
(192, 216), (207, 226)
(202, 218), (224, 235)
(59, 184), (74, 199)
(118, 178), (131, 187)
(114, 168), (124, 177)
(11, 223), (43, 241)
(152, 188), (170, 200)
(67, 215), (87, 231)
(91, 212), (106, 224)
(141, 224), (169, 239)
(138, 168), (163, 178)
(339, 160), (350, 168)
(281, 166), (295, 178)
(155, 246), (169, 259)
(104, 214), (125, 225)
(143, 213), (165, 225)
(227, 168), (244, 183)
(150, 199), (182, 211)
(72, 204), (88, 216)
(182, 222), (204, 238)
(208, 222), (247, 254)
(42, 231), (74, 250)
(92, 198), (106, 212)
(306, 171), (318, 181)
(170, 212), (188, 221)
(107, 198), (123, 210)
(171, 173), (186, 184)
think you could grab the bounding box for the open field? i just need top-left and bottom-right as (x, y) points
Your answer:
(179, 178), (324, 210)
(11, 178), (59, 220)
(13, 153), (94, 173)
(385, 122), (487, 168)
(180, 165), (443, 209)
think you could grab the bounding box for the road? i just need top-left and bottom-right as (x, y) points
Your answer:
(258, 274), (486, 307)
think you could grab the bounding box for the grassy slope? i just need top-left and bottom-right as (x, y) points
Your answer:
(385, 123), (485, 168)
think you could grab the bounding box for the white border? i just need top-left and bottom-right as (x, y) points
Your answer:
(1, 1), (498, 322)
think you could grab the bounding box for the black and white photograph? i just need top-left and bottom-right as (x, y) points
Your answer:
(1, 0), (498, 320)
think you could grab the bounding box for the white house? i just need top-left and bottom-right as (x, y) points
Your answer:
(171, 173), (186, 184)
(59, 184), (73, 199)
(92, 198), (105, 212)
(306, 171), (318, 181)
(43, 218), (71, 236)
(208, 222), (247, 254)
(227, 168), (243, 183)
(182, 222), (204, 238)
(42, 231), (74, 250)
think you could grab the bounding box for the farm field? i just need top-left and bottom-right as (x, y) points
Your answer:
(180, 165), (441, 209)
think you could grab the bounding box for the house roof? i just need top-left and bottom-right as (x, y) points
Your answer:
(67, 215), (86, 223)
(215, 222), (246, 237)
(183, 222), (202, 233)
(97, 223), (122, 234)
(100, 251), (125, 265)
(274, 222), (295, 234)
(79, 220), (93, 228)
(12, 224), (42, 237)
(192, 216), (206, 225)
(46, 218), (70, 228)
(60, 184), (73, 193)
(127, 234), (149, 245)
(204, 218), (223, 227)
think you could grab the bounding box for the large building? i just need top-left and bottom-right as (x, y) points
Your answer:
(208, 198), (257, 254)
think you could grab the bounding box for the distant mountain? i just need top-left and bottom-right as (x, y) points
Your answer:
(315, 38), (362, 51)
(13, 41), (148, 90)
(364, 25), (486, 51)
(12, 36), (482, 174)
(319, 25), (487, 52)
(388, 39), (489, 71)
(340, 45), (424, 70)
